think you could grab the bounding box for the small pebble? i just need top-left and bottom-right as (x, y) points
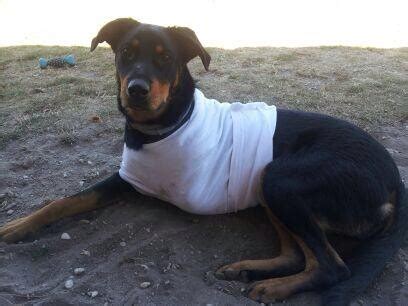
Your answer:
(90, 115), (102, 123)
(386, 148), (398, 154)
(61, 233), (71, 240)
(79, 181), (85, 187)
(79, 219), (90, 224)
(64, 279), (74, 289)
(120, 241), (126, 247)
(140, 264), (149, 270)
(140, 282), (151, 289)
(6, 209), (14, 215)
(63, 172), (68, 178)
(87, 160), (93, 165)
(164, 280), (170, 285)
(87, 290), (98, 298)
(80, 250), (91, 256)
(74, 267), (85, 275)
(23, 175), (29, 179)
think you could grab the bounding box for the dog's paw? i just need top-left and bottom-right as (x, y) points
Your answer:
(246, 279), (289, 303)
(0, 216), (36, 243)
(215, 262), (252, 282)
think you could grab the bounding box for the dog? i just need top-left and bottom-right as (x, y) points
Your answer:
(0, 18), (406, 305)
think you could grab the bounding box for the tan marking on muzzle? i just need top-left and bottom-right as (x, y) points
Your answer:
(132, 39), (140, 49)
(120, 77), (170, 124)
(155, 44), (164, 54)
(173, 69), (180, 90)
(150, 79), (170, 110)
(120, 76), (129, 108)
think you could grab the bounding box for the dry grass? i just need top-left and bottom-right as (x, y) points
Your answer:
(0, 45), (407, 149)
(194, 47), (408, 126)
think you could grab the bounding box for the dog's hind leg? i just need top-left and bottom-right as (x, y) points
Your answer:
(247, 229), (350, 303)
(246, 159), (353, 303)
(215, 208), (305, 282)
(0, 172), (135, 243)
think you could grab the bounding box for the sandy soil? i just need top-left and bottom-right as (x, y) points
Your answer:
(0, 117), (407, 305)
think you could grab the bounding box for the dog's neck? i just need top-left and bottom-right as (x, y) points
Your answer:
(129, 100), (193, 136)
(120, 67), (196, 150)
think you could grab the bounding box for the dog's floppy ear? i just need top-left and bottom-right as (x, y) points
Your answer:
(167, 26), (211, 71)
(91, 18), (140, 52)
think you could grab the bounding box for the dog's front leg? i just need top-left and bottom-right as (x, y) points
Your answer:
(0, 172), (135, 243)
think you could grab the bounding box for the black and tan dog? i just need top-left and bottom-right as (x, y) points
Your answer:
(0, 18), (406, 305)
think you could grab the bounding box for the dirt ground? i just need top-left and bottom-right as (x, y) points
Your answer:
(0, 46), (407, 305)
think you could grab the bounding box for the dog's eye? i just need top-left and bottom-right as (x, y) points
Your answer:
(122, 48), (135, 61)
(156, 52), (171, 67)
(162, 53), (171, 62)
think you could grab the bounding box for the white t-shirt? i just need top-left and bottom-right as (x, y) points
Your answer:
(119, 89), (277, 215)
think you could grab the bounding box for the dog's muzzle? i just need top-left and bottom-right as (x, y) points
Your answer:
(127, 79), (150, 106)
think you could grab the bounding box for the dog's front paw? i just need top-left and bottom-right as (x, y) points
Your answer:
(215, 262), (252, 282)
(246, 279), (288, 303)
(0, 216), (37, 243)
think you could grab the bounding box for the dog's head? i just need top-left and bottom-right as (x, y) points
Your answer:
(91, 18), (210, 124)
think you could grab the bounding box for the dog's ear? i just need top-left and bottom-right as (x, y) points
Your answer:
(167, 26), (211, 71)
(91, 18), (140, 52)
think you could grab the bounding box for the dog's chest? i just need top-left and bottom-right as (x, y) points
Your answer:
(119, 89), (277, 215)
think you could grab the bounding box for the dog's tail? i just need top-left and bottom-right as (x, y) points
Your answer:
(321, 183), (407, 306)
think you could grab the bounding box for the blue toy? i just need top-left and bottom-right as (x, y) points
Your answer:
(39, 54), (76, 69)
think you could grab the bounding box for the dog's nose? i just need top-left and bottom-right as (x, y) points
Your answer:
(127, 79), (150, 100)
